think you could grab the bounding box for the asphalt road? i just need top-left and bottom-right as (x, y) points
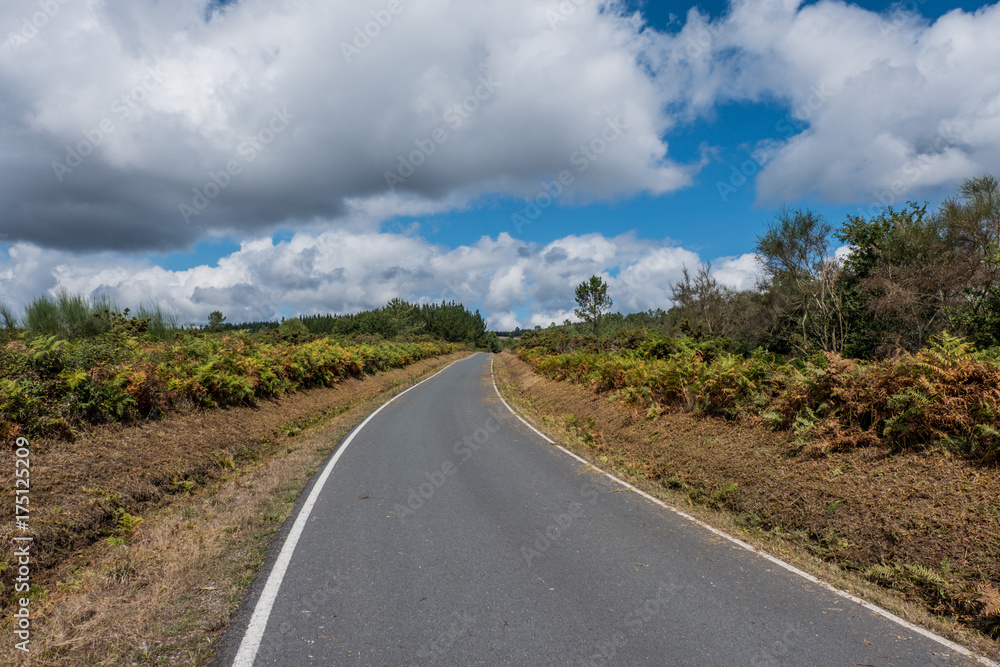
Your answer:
(215, 353), (992, 666)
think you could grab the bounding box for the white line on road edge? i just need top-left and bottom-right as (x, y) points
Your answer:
(490, 356), (555, 444)
(232, 354), (476, 667)
(489, 357), (999, 667)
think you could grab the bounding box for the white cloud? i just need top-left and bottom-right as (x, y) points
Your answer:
(657, 0), (1000, 205)
(526, 309), (579, 330)
(0, 0), (691, 251)
(712, 253), (762, 290)
(3, 0), (997, 255)
(0, 229), (741, 329)
(612, 246), (702, 313)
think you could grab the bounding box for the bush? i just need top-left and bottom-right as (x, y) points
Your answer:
(21, 291), (180, 342)
(0, 332), (457, 440)
(518, 330), (1000, 462)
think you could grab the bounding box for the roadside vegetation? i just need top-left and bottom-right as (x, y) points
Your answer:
(0, 295), (499, 441)
(515, 327), (1000, 462)
(509, 174), (1000, 462)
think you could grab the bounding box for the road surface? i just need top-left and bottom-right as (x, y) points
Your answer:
(214, 353), (991, 666)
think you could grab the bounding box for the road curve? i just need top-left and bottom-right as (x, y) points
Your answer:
(214, 352), (991, 666)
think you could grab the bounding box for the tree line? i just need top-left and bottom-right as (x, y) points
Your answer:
(671, 174), (999, 358)
(534, 174), (999, 361)
(271, 299), (501, 351)
(200, 299), (501, 351)
(2, 292), (502, 352)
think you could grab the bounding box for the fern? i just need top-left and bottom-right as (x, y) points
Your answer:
(864, 563), (899, 584)
(792, 406), (822, 443)
(113, 509), (144, 536)
(761, 411), (784, 431)
(979, 583), (1000, 618)
(903, 563), (945, 588)
(865, 562), (945, 590)
(973, 423), (1000, 439)
(921, 331), (973, 366)
(59, 368), (90, 392)
(28, 335), (70, 375)
(882, 388), (931, 441)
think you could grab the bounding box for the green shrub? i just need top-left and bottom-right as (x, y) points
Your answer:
(518, 330), (1000, 461)
(0, 331), (456, 440)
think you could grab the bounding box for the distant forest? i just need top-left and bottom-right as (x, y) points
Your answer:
(2, 293), (501, 353)
(219, 299), (501, 352)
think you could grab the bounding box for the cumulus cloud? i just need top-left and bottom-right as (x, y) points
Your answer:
(613, 245), (702, 313)
(656, 0), (1000, 205)
(0, 229), (739, 329)
(0, 0), (690, 251)
(710, 253), (761, 290)
(4, 0), (1000, 327)
(4, 0), (998, 253)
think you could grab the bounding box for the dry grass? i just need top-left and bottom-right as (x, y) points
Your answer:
(493, 350), (1000, 661)
(0, 351), (471, 666)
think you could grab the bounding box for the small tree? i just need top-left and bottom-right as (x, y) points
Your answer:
(206, 310), (226, 332)
(278, 317), (309, 335)
(755, 208), (844, 354)
(574, 275), (613, 335)
(670, 263), (733, 338)
(838, 203), (971, 355)
(941, 174), (1000, 346)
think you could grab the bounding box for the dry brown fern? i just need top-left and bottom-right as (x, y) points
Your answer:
(978, 582), (1000, 619)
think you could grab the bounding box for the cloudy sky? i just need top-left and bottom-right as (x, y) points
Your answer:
(1, 0), (998, 330)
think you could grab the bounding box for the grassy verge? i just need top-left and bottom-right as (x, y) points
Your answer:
(492, 350), (1000, 662)
(1, 350), (472, 665)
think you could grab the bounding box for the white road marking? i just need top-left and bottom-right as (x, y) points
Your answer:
(490, 356), (554, 444)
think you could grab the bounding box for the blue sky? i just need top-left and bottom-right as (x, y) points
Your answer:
(2, 0), (999, 329)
